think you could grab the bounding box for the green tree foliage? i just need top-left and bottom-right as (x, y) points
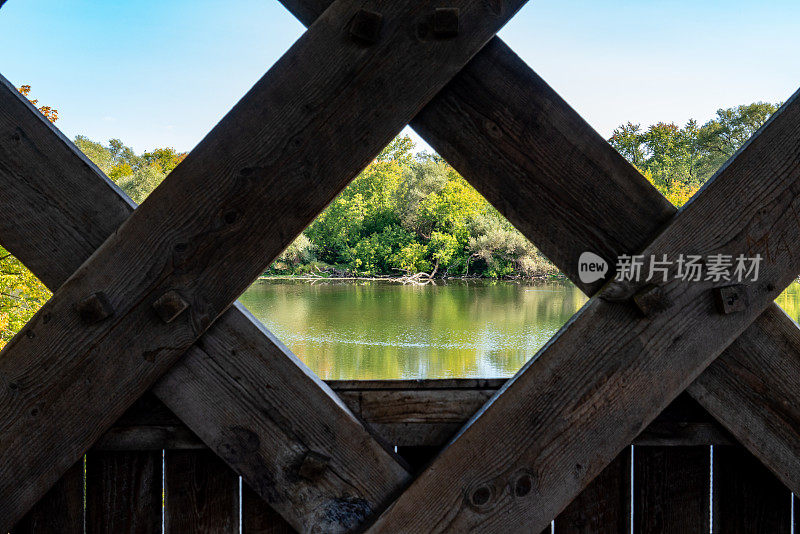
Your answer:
(609, 102), (779, 206)
(1, 86), (56, 349)
(293, 137), (554, 278)
(0, 247), (50, 350)
(73, 136), (186, 204)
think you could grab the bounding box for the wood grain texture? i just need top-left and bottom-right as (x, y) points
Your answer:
(409, 27), (800, 494)
(95, 386), (735, 451)
(0, 73), (409, 533)
(687, 304), (800, 493)
(11, 461), (83, 534)
(366, 89), (800, 533)
(86, 451), (162, 534)
(713, 446), (792, 533)
(0, 0), (529, 526)
(554, 448), (631, 534)
(282, 0), (800, 497)
(242, 484), (296, 534)
(165, 450), (238, 534)
(633, 447), (709, 533)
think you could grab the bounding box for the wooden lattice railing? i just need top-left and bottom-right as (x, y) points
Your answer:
(10, 380), (797, 532)
(1, 0), (799, 532)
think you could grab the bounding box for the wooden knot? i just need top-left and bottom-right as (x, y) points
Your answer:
(466, 482), (495, 512)
(152, 290), (189, 323)
(713, 285), (749, 314)
(433, 7), (459, 38)
(297, 451), (330, 481)
(350, 9), (383, 45)
(510, 470), (534, 498)
(75, 292), (114, 324)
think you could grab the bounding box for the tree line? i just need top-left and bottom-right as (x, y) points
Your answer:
(0, 83), (781, 347)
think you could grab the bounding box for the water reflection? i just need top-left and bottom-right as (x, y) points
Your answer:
(240, 279), (586, 379)
(240, 280), (800, 380)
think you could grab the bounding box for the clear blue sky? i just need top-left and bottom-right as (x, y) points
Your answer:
(1, 0), (798, 154)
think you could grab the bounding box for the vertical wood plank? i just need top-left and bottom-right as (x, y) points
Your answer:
(633, 446), (709, 533)
(713, 446), (791, 533)
(86, 451), (162, 534)
(555, 448), (630, 534)
(11, 460), (83, 534)
(164, 450), (238, 533)
(242, 484), (295, 534)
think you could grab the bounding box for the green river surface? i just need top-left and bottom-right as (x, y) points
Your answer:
(239, 279), (800, 380)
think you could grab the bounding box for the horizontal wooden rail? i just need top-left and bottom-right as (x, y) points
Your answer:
(93, 380), (735, 451)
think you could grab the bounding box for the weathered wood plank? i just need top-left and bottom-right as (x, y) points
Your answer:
(633, 394), (735, 447)
(242, 484), (296, 534)
(633, 446), (709, 533)
(411, 33), (800, 492)
(410, 32), (800, 493)
(554, 448), (630, 534)
(687, 304), (800, 494)
(86, 451), (162, 534)
(281, 0), (800, 494)
(94, 387), (735, 450)
(713, 446), (792, 533)
(0, 72), (409, 533)
(11, 461), (83, 534)
(366, 89), (800, 533)
(165, 450), (238, 534)
(0, 0), (529, 526)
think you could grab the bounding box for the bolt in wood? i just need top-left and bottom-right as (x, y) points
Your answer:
(152, 290), (189, 324)
(714, 285), (749, 314)
(433, 7), (459, 38)
(75, 292), (114, 324)
(349, 9), (383, 45)
(632, 284), (670, 316)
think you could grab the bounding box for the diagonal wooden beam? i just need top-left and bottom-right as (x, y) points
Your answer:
(0, 0), (529, 528)
(366, 89), (800, 532)
(0, 74), (409, 533)
(280, 0), (800, 494)
(409, 39), (800, 494)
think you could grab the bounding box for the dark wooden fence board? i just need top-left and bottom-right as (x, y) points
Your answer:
(165, 450), (238, 534)
(242, 484), (296, 534)
(713, 446), (792, 533)
(94, 387), (735, 451)
(633, 446), (709, 533)
(11, 461), (83, 534)
(86, 451), (162, 534)
(555, 448), (631, 534)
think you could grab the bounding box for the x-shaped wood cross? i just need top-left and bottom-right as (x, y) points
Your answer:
(1, 0), (798, 532)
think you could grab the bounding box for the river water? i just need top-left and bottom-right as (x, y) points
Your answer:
(239, 279), (800, 380)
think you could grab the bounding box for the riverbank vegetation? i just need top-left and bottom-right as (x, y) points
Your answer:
(0, 84), (782, 348)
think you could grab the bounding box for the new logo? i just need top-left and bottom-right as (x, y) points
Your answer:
(578, 252), (608, 284)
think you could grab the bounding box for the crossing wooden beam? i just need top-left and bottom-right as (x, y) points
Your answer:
(0, 0), (530, 528)
(281, 0), (800, 495)
(0, 73), (409, 533)
(366, 89), (800, 533)
(410, 38), (800, 494)
(2, 0), (798, 531)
